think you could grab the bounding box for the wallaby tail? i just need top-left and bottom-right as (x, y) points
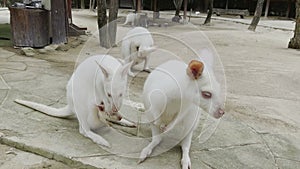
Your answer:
(15, 99), (73, 118)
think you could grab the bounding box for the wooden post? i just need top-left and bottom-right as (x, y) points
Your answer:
(264, 0), (270, 18)
(51, 0), (68, 44)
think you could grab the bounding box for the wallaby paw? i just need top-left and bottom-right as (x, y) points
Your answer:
(128, 71), (136, 77)
(138, 147), (152, 164)
(181, 157), (191, 169)
(96, 138), (111, 148)
(143, 68), (151, 73)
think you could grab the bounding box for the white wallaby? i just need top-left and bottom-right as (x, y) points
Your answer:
(15, 55), (135, 148)
(123, 13), (138, 26)
(138, 49), (225, 169)
(122, 27), (156, 77)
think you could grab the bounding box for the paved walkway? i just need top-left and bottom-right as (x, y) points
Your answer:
(0, 9), (299, 169)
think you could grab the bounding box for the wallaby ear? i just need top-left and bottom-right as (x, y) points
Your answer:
(145, 46), (156, 54)
(199, 48), (214, 68)
(121, 61), (133, 78)
(186, 60), (204, 80)
(95, 61), (110, 79)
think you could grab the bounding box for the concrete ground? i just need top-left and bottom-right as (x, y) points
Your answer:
(0, 8), (300, 169)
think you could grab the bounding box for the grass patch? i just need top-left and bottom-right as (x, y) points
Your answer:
(0, 23), (13, 47)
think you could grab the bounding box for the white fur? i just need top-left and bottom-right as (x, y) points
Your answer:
(138, 50), (225, 169)
(122, 27), (156, 77)
(15, 55), (133, 147)
(123, 13), (138, 26)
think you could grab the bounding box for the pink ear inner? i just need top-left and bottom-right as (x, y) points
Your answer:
(186, 60), (204, 80)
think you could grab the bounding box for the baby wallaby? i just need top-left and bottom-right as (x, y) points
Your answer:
(15, 55), (135, 148)
(123, 13), (149, 27)
(122, 27), (156, 77)
(138, 49), (225, 169)
(123, 13), (138, 26)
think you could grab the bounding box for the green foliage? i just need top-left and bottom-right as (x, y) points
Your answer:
(0, 24), (12, 47)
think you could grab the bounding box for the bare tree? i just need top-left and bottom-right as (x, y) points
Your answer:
(183, 0), (188, 22)
(97, 0), (109, 48)
(204, 0), (214, 25)
(90, 0), (96, 11)
(108, 0), (118, 46)
(81, 0), (85, 9)
(288, 0), (300, 49)
(97, 0), (119, 48)
(248, 0), (265, 31)
(172, 0), (183, 22)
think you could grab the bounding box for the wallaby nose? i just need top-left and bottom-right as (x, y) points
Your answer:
(112, 105), (118, 112)
(219, 109), (225, 115)
(117, 115), (122, 121)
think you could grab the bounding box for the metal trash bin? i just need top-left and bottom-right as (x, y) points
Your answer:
(9, 7), (50, 47)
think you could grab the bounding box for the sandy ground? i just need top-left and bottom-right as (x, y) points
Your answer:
(0, 8), (299, 169)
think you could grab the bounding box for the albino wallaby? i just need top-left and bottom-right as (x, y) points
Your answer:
(122, 27), (156, 77)
(138, 49), (225, 169)
(15, 55), (135, 148)
(123, 13), (148, 27)
(123, 13), (138, 26)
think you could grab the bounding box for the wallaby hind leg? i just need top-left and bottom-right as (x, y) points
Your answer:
(143, 57), (151, 73)
(138, 124), (161, 163)
(77, 107), (110, 147)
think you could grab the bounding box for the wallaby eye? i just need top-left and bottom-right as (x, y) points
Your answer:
(107, 93), (112, 97)
(202, 91), (212, 99)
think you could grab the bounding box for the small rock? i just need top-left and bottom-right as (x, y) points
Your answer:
(21, 47), (37, 57)
(56, 44), (70, 51)
(44, 44), (59, 52)
(37, 48), (48, 54)
(79, 35), (88, 43)
(0, 132), (4, 137)
(70, 40), (81, 48)
(5, 150), (17, 155)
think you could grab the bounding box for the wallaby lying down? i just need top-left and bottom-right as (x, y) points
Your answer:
(15, 55), (135, 148)
(138, 49), (225, 169)
(122, 27), (156, 77)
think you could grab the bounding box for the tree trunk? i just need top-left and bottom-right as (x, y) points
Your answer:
(288, 0), (300, 49)
(286, 0), (291, 18)
(3, 0), (7, 7)
(172, 0), (183, 22)
(183, 0), (187, 21)
(81, 0), (85, 9)
(174, 0), (183, 16)
(264, 0), (270, 18)
(97, 0), (109, 48)
(248, 0), (265, 31)
(108, 0), (118, 46)
(90, 0), (95, 11)
(204, 0), (214, 25)
(153, 0), (159, 19)
(136, 0), (142, 13)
